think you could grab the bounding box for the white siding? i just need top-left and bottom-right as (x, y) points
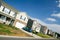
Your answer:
(10, 11), (15, 17)
(32, 20), (41, 32)
(0, 5), (4, 11)
(0, 16), (6, 23)
(4, 8), (10, 14)
(15, 22), (25, 29)
(45, 29), (48, 34)
(16, 12), (28, 23)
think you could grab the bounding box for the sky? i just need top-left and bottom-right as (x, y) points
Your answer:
(3, 0), (60, 33)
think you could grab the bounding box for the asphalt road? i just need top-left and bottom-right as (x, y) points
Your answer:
(0, 35), (57, 40)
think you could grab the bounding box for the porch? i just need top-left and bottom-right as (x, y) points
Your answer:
(0, 14), (14, 25)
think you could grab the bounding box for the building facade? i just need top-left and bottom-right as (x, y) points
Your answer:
(32, 20), (41, 33)
(0, 1), (48, 34)
(0, 1), (29, 29)
(1, 1), (60, 38)
(0, 1), (18, 25)
(26, 19), (33, 29)
(13, 12), (29, 29)
(40, 25), (48, 34)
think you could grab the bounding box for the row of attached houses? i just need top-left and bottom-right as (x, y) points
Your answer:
(0, 0), (60, 38)
(0, 0), (29, 29)
(31, 20), (48, 34)
(23, 18), (48, 35)
(24, 18), (60, 38)
(14, 12), (29, 29)
(31, 20), (60, 38)
(0, 0), (17, 25)
(0, 0), (48, 35)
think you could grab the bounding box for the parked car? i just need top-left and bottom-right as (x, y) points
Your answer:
(22, 27), (32, 32)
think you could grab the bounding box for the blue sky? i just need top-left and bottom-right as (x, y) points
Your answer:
(3, 0), (60, 33)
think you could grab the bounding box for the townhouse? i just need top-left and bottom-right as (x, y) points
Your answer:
(0, 1), (18, 25)
(0, 1), (48, 33)
(54, 32), (60, 38)
(31, 19), (48, 34)
(0, 0), (28, 29)
(13, 12), (29, 29)
(0, 1), (60, 38)
(47, 29), (53, 36)
(32, 20), (41, 33)
(47, 29), (60, 38)
(40, 25), (48, 34)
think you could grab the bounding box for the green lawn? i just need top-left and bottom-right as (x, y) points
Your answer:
(0, 23), (19, 34)
(32, 30), (52, 38)
(0, 23), (32, 37)
(37, 33), (52, 38)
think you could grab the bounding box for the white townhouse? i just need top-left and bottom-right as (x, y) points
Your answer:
(32, 20), (41, 33)
(0, 0), (29, 29)
(13, 12), (29, 29)
(40, 25), (48, 34)
(0, 1), (18, 25)
(31, 19), (48, 34)
(0, 0), (48, 33)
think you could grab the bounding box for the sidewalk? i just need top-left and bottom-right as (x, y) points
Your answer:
(20, 29), (42, 38)
(0, 35), (57, 40)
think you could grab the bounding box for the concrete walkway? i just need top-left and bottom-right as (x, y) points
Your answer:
(20, 29), (42, 38)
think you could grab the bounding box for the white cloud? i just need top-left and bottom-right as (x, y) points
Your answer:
(57, 3), (60, 8)
(30, 17), (46, 26)
(57, 0), (60, 8)
(35, 19), (47, 26)
(51, 13), (60, 18)
(47, 24), (60, 34)
(46, 18), (56, 22)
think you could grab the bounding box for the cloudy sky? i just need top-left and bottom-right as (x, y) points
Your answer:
(4, 0), (60, 33)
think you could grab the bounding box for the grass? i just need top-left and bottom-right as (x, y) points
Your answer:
(32, 30), (52, 38)
(36, 33), (52, 38)
(0, 23), (32, 37)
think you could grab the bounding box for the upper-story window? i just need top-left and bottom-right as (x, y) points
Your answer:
(13, 13), (16, 17)
(24, 17), (26, 21)
(10, 11), (15, 17)
(4, 8), (10, 13)
(20, 15), (26, 21)
(0, 5), (4, 11)
(20, 15), (22, 19)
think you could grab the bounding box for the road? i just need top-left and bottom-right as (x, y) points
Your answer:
(0, 35), (57, 40)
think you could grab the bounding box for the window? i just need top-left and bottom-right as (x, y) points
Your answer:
(20, 15), (26, 21)
(20, 15), (22, 19)
(4, 8), (10, 13)
(10, 11), (16, 17)
(13, 13), (16, 17)
(24, 17), (26, 21)
(0, 5), (4, 11)
(1, 16), (5, 20)
(9, 10), (11, 14)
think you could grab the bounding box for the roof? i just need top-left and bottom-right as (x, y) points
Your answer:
(1, 1), (20, 14)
